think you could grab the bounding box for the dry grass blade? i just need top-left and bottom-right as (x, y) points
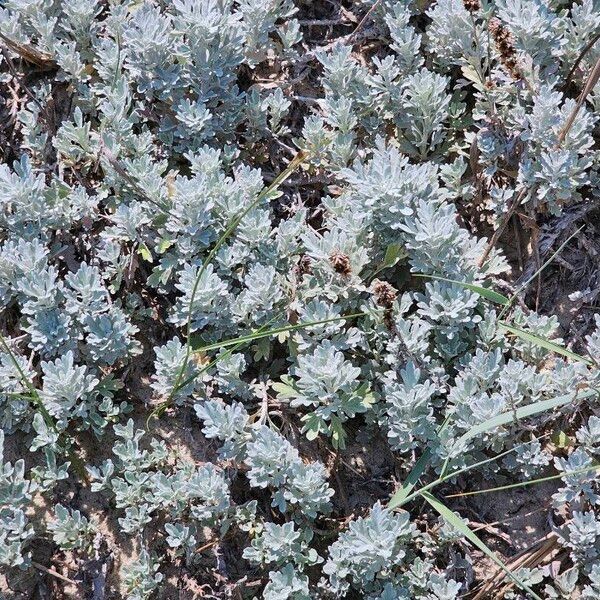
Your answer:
(0, 32), (56, 69)
(472, 533), (559, 600)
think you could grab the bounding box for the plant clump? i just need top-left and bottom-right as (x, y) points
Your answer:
(0, 0), (599, 598)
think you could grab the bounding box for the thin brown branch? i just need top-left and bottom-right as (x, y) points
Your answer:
(471, 533), (558, 600)
(0, 47), (44, 111)
(479, 56), (600, 268)
(32, 561), (79, 586)
(477, 188), (527, 268)
(298, 18), (351, 27)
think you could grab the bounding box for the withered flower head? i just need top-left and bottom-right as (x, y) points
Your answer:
(329, 251), (351, 276)
(294, 255), (312, 277)
(372, 279), (397, 309)
(463, 0), (480, 13)
(489, 17), (522, 80)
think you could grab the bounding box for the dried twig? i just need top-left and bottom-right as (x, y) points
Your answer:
(295, 26), (379, 66)
(516, 200), (599, 286)
(479, 56), (600, 267)
(472, 533), (559, 600)
(0, 47), (44, 111)
(32, 561), (79, 586)
(298, 18), (351, 27)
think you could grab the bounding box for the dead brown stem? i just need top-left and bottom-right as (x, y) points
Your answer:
(556, 56), (600, 147)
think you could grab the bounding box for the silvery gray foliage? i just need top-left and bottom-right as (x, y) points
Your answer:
(196, 399), (334, 517)
(0, 0), (599, 596)
(275, 340), (374, 448)
(263, 563), (311, 600)
(121, 549), (164, 600)
(246, 425), (334, 516)
(0, 350), (35, 432)
(582, 564), (600, 599)
(40, 351), (98, 424)
(0, 431), (35, 570)
(48, 503), (95, 552)
(552, 414), (600, 572)
(242, 521), (320, 568)
(151, 338), (198, 402)
(323, 502), (416, 595)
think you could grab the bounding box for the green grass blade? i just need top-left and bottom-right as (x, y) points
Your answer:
(422, 492), (543, 600)
(389, 390), (594, 510)
(388, 448), (433, 510)
(414, 274), (509, 305)
(391, 438), (546, 509)
(390, 391), (596, 510)
(148, 317), (280, 424)
(458, 388), (595, 447)
(150, 310), (363, 422)
(0, 331), (55, 429)
(446, 463), (600, 498)
(191, 313), (365, 352)
(499, 322), (592, 365)
(165, 151), (309, 408)
(389, 415), (453, 510)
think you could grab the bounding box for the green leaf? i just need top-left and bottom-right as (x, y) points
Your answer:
(383, 243), (406, 268)
(302, 413), (324, 441)
(330, 416), (347, 449)
(157, 238), (173, 254)
(305, 427), (320, 441)
(138, 242), (153, 262)
(415, 274), (509, 305)
(552, 429), (573, 449)
(422, 492), (543, 600)
(360, 385), (376, 410)
(499, 322), (592, 365)
(272, 379), (299, 399)
(461, 64), (485, 90)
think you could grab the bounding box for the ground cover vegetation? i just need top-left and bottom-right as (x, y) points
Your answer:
(1, 0), (600, 598)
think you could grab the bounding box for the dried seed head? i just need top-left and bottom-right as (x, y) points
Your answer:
(372, 279), (397, 309)
(295, 255), (312, 276)
(329, 251), (351, 276)
(463, 0), (480, 13)
(489, 17), (522, 80)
